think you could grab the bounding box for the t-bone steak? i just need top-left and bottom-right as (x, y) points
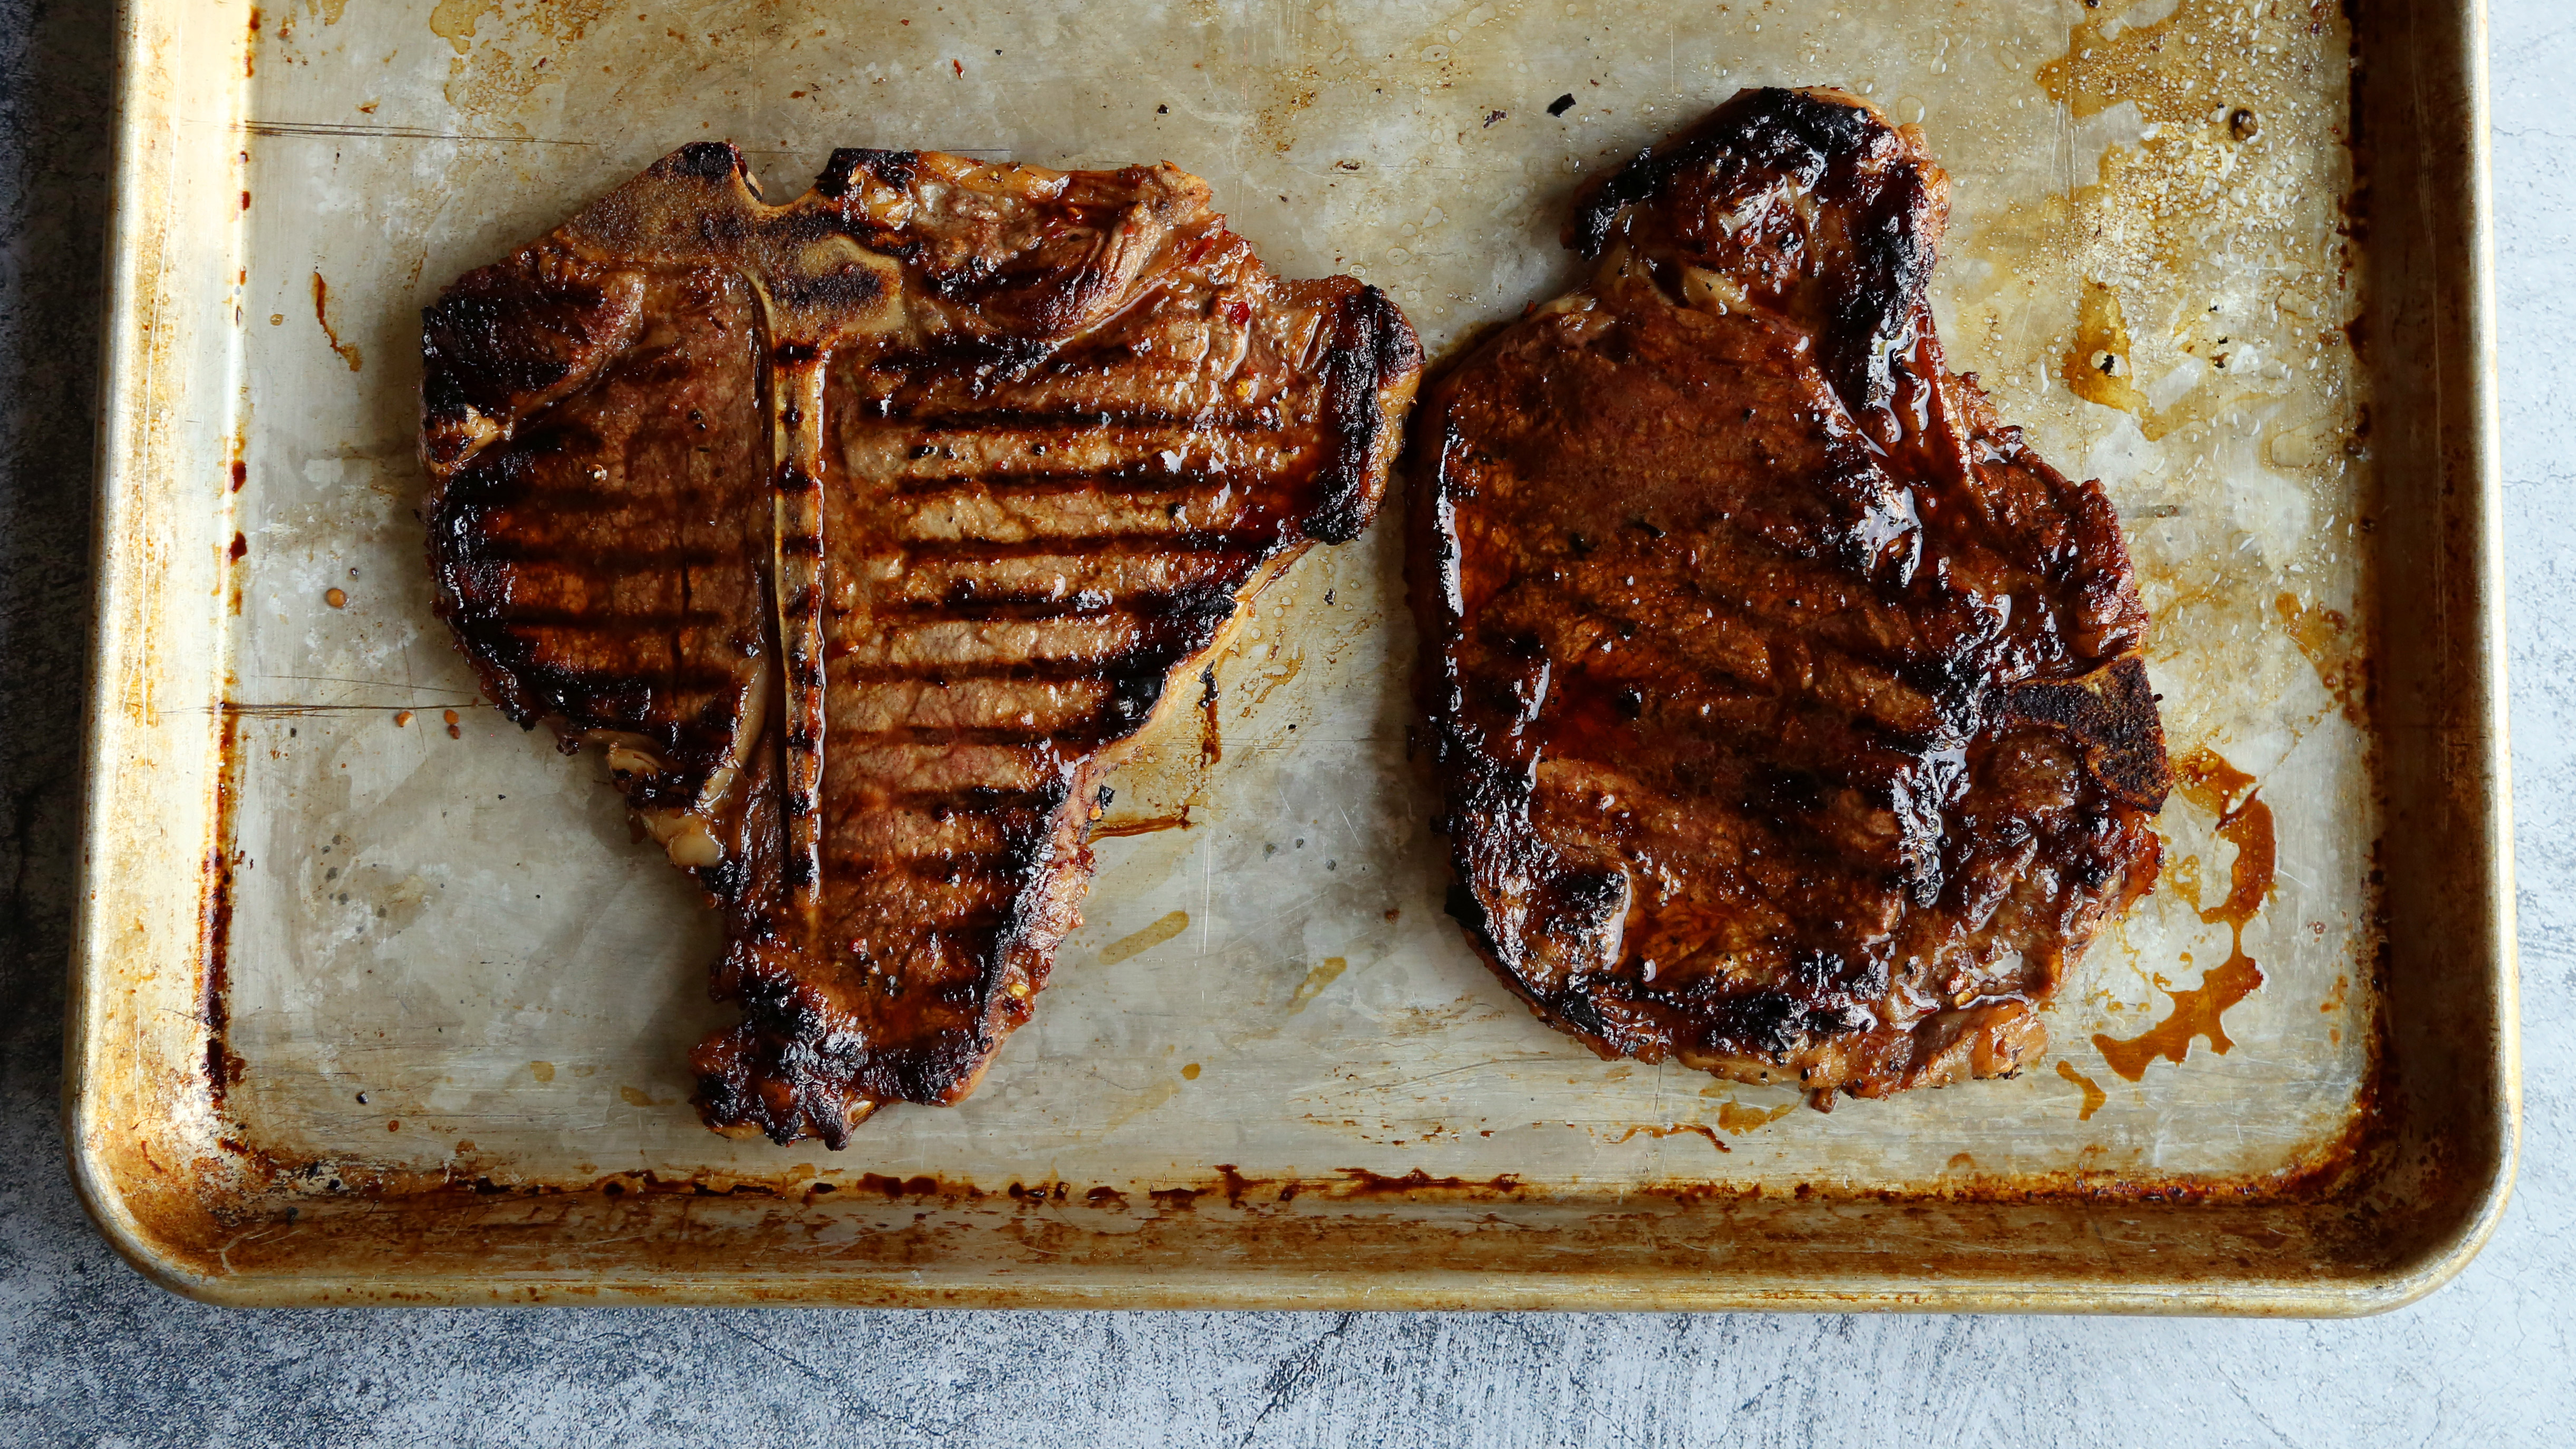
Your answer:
(1407, 88), (2169, 1106)
(421, 143), (1421, 1145)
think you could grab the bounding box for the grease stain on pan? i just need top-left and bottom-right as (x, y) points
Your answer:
(1097, 910), (1190, 966)
(1613, 1123), (1729, 1154)
(2097, 747), (2278, 1080)
(1284, 955), (1348, 1015)
(2056, 1059), (2109, 1120)
(308, 272), (362, 372)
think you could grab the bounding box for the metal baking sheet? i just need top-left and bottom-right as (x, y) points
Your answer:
(68, 0), (2513, 1311)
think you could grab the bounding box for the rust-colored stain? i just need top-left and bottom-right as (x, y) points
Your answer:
(1713, 1099), (1798, 1134)
(1098, 910), (1189, 965)
(199, 714), (243, 1110)
(1332, 1168), (1525, 1196)
(528, 1060), (554, 1082)
(310, 272), (363, 371)
(1092, 810), (1191, 838)
(228, 532), (247, 562)
(1613, 1123), (1730, 1154)
(2056, 1060), (2108, 1121)
(1179, 1062), (1201, 1081)
(2096, 748), (2276, 1081)
(2274, 592), (2367, 726)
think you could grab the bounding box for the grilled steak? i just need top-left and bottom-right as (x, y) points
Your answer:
(422, 143), (1421, 1145)
(1408, 88), (2168, 1104)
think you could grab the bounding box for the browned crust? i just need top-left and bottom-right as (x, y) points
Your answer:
(421, 143), (1422, 1145)
(1408, 88), (2169, 1102)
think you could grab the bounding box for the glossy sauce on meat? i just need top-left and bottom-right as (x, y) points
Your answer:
(1408, 89), (2169, 1104)
(422, 144), (1420, 1145)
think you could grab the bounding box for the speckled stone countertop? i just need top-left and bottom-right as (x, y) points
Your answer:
(2, 3), (2567, 1444)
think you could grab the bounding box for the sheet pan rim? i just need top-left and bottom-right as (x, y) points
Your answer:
(57, 0), (2519, 1316)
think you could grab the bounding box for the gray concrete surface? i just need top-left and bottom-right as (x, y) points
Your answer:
(2, 2), (2567, 1444)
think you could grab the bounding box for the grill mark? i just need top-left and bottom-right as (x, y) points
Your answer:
(476, 606), (737, 630)
(890, 589), (1198, 623)
(1481, 585), (1776, 698)
(422, 146), (1423, 1144)
(892, 467), (1263, 499)
(855, 405), (1279, 433)
(1515, 578), (1950, 739)
(894, 533), (1269, 564)
(828, 657), (1147, 687)
(1528, 534), (1962, 672)
(448, 538), (735, 570)
(471, 481), (751, 518)
(823, 723), (1094, 748)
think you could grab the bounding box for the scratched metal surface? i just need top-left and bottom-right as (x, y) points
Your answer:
(205, 0), (2374, 1200)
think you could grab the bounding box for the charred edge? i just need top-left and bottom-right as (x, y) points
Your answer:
(893, 463), (1254, 500)
(1305, 286), (1421, 544)
(969, 773), (1080, 1052)
(817, 148), (920, 199)
(1441, 880), (1503, 968)
(1829, 173), (1938, 436)
(1567, 88), (1876, 260)
(1097, 585), (1239, 737)
(863, 332), (1059, 387)
(894, 530), (1272, 564)
(423, 489), (751, 788)
(652, 139), (749, 185)
(1566, 88), (1933, 429)
(200, 713), (245, 1109)
(691, 981), (855, 1148)
(418, 269), (626, 461)
(2006, 655), (2173, 812)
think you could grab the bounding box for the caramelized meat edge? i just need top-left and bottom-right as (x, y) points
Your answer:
(1408, 88), (2168, 1104)
(423, 143), (1421, 1145)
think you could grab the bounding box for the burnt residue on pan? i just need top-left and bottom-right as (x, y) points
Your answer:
(199, 711), (245, 1111)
